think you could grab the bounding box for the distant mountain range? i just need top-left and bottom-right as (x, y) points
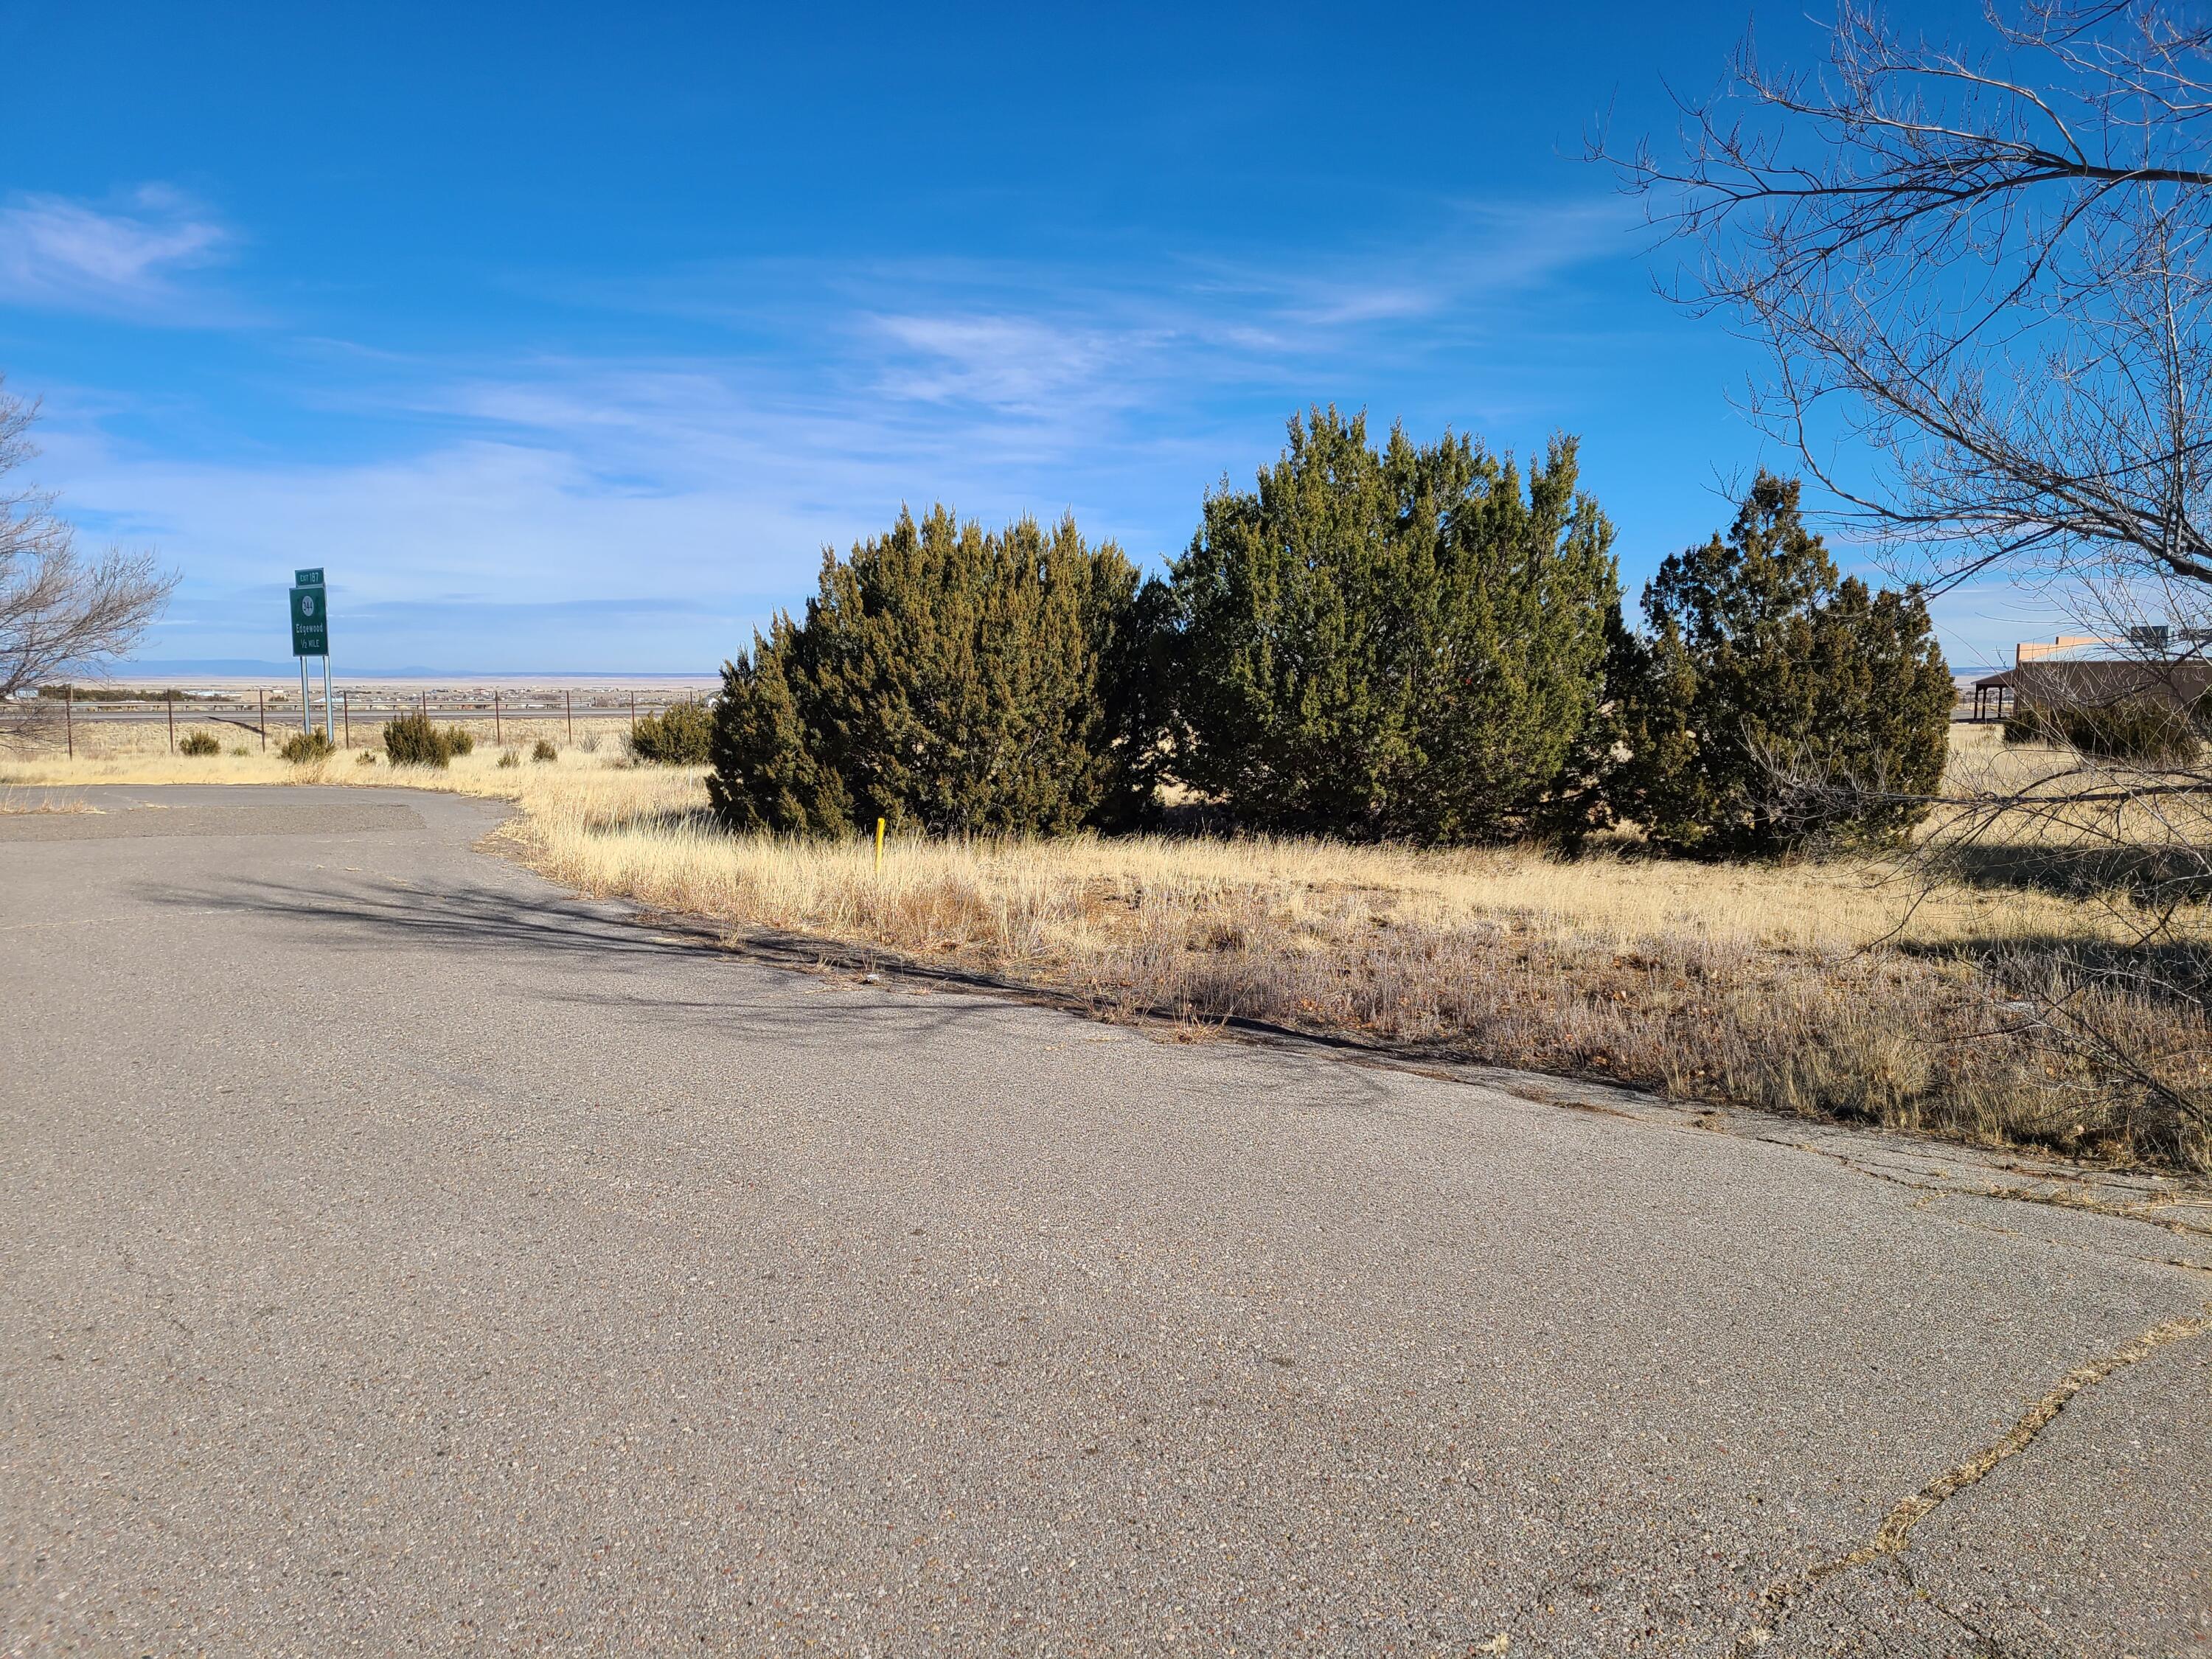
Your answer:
(120, 659), (716, 679)
(122, 658), (435, 677)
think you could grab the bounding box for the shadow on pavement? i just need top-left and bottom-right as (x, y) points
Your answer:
(142, 873), (684, 961)
(137, 871), (1450, 1099)
(135, 873), (1078, 1052)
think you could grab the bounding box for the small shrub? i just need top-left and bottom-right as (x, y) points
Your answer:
(279, 730), (335, 764)
(630, 699), (714, 765)
(229, 745), (250, 757)
(383, 712), (471, 768)
(2013, 698), (2202, 765)
(498, 748), (521, 769)
(178, 731), (220, 757)
(355, 750), (378, 765)
(532, 737), (558, 763)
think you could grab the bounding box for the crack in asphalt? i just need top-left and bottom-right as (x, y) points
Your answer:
(1759, 1134), (2212, 1244)
(1729, 1308), (2212, 1655)
(1902, 1559), (2014, 1659)
(1766, 1139), (2212, 1280)
(1960, 1176), (2212, 1237)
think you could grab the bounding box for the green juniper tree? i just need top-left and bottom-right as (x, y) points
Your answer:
(709, 616), (852, 834)
(708, 507), (1145, 835)
(1613, 472), (1952, 858)
(1161, 407), (1619, 844)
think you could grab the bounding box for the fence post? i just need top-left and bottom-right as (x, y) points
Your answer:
(342, 692), (351, 749)
(494, 689), (501, 746)
(258, 686), (266, 750)
(565, 689), (573, 742)
(167, 695), (175, 754)
(630, 691), (637, 740)
(65, 683), (73, 759)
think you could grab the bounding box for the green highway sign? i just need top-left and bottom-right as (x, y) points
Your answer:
(294, 567), (324, 588)
(290, 582), (328, 658)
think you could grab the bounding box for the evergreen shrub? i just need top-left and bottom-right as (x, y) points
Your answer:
(1609, 473), (1953, 857)
(710, 508), (1145, 833)
(630, 700), (712, 765)
(2010, 697), (2202, 765)
(1158, 408), (1620, 844)
(383, 712), (470, 768)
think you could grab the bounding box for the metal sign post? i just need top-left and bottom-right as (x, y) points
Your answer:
(289, 569), (331, 739)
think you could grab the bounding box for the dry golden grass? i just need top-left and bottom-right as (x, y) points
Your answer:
(0, 712), (639, 772)
(1935, 720), (2212, 847)
(514, 796), (2128, 956)
(10, 717), (2208, 1170)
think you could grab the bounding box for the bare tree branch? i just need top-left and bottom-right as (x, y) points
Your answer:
(1599, 1), (2212, 598)
(0, 375), (177, 750)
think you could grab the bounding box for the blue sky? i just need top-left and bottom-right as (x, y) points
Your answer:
(3, 0), (2046, 673)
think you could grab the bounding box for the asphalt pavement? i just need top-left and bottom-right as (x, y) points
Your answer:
(3, 785), (2207, 1657)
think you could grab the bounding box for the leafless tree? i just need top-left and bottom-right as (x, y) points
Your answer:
(1607, 1), (2212, 611)
(1603, 3), (2212, 1156)
(0, 377), (176, 748)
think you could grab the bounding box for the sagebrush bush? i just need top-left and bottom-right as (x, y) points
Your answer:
(279, 730), (334, 764)
(498, 748), (521, 769)
(178, 731), (220, 757)
(2008, 697), (2202, 765)
(383, 712), (471, 768)
(355, 750), (377, 765)
(532, 737), (558, 763)
(630, 700), (713, 765)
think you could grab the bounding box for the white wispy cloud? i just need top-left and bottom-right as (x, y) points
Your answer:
(868, 313), (1136, 411)
(0, 186), (232, 321)
(41, 190), (1744, 669)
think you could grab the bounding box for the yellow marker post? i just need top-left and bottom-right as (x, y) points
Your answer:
(874, 816), (886, 873)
